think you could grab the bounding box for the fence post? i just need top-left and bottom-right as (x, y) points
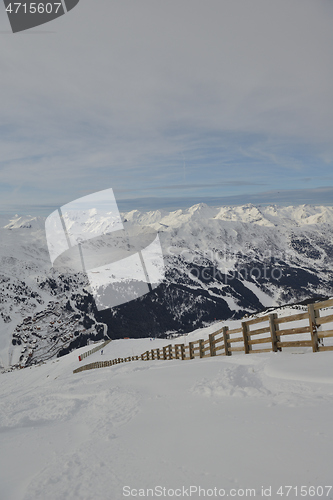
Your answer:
(209, 333), (216, 357)
(308, 304), (319, 352)
(156, 349), (160, 360)
(269, 313), (280, 352)
(223, 326), (231, 356)
(242, 321), (251, 354)
(151, 349), (155, 360)
(168, 344), (173, 359)
(180, 344), (186, 360)
(189, 341), (195, 359)
(199, 339), (205, 358)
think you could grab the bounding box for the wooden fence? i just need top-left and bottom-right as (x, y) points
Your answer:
(73, 298), (333, 374)
(78, 339), (112, 361)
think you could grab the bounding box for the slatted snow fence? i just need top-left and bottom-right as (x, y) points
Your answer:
(73, 298), (333, 374)
(78, 339), (112, 361)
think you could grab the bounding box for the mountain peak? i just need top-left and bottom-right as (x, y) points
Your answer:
(4, 215), (45, 231)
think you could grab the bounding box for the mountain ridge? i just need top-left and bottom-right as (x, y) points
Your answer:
(1, 203), (333, 369)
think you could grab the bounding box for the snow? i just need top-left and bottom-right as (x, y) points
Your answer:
(241, 280), (275, 308)
(1, 203), (333, 498)
(1, 203), (333, 353)
(1, 338), (333, 500)
(214, 204), (333, 228)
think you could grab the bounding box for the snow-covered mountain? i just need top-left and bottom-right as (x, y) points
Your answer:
(1, 204), (333, 369)
(1, 338), (333, 499)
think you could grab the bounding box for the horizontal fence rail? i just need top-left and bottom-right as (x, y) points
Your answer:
(73, 298), (333, 374)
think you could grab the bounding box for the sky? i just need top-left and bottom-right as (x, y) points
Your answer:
(1, 0), (333, 216)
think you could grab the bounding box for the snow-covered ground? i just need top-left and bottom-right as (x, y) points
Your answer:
(1, 336), (333, 500)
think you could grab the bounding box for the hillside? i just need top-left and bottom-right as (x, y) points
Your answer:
(0, 336), (332, 499)
(1, 203), (333, 369)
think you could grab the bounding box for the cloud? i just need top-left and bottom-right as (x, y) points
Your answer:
(0, 0), (333, 213)
(4, 186), (332, 218)
(116, 187), (333, 213)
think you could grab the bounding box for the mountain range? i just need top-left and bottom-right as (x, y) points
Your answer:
(1, 203), (333, 370)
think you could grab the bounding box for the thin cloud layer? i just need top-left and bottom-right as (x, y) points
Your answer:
(0, 0), (332, 213)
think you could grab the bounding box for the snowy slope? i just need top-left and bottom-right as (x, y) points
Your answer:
(125, 203), (333, 312)
(0, 216), (106, 369)
(0, 339), (332, 500)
